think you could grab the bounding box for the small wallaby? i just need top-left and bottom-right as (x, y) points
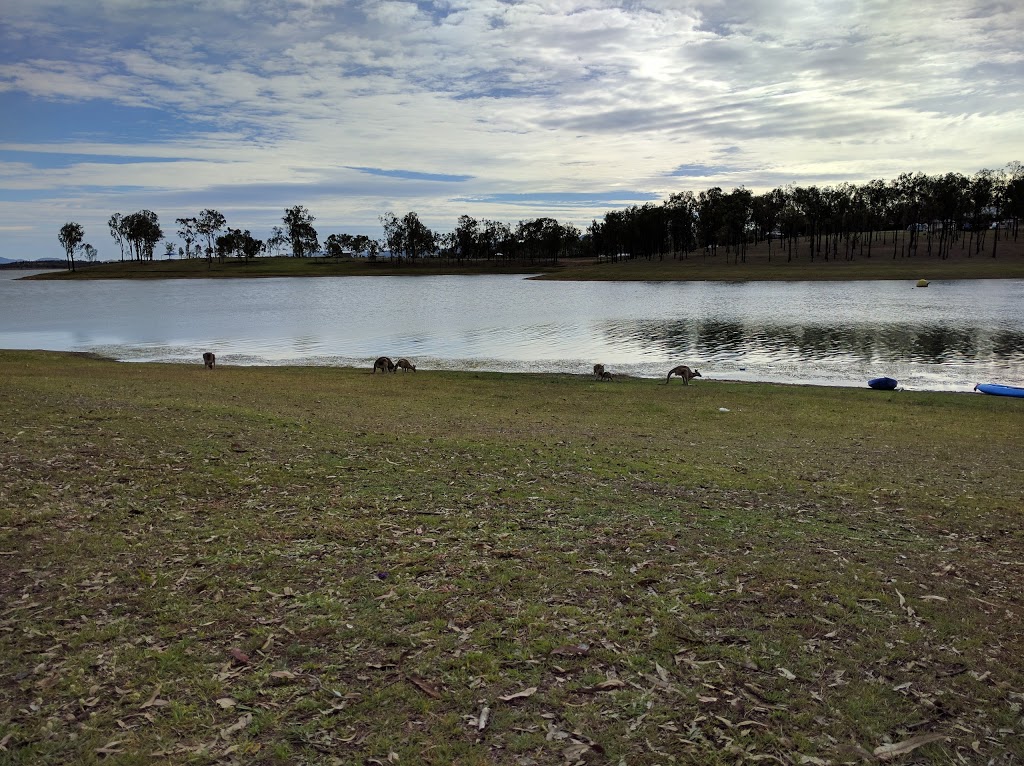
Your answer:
(202, 352), (216, 369)
(600, 370), (614, 381)
(373, 356), (396, 374)
(395, 358), (416, 372)
(666, 365), (701, 385)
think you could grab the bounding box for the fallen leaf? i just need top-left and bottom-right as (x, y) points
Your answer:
(407, 675), (442, 699)
(579, 678), (625, 693)
(499, 686), (538, 702)
(228, 648), (250, 665)
(215, 697), (237, 709)
(477, 705), (491, 731)
(563, 742), (592, 761)
(95, 740), (124, 756)
(220, 712), (252, 740)
(269, 670), (296, 680)
(777, 667), (797, 680)
(139, 685), (168, 709)
(873, 732), (946, 760)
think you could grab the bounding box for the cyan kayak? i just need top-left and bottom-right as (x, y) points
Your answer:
(975, 383), (1024, 398)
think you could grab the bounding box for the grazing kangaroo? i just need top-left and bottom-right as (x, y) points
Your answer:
(373, 356), (396, 374)
(666, 365), (701, 385)
(395, 358), (416, 372)
(202, 352), (216, 369)
(593, 363), (605, 379)
(600, 370), (614, 381)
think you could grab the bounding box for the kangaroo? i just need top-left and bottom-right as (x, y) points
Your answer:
(666, 365), (701, 385)
(202, 352), (216, 369)
(373, 356), (396, 374)
(600, 370), (614, 381)
(395, 358), (416, 372)
(593, 363), (605, 379)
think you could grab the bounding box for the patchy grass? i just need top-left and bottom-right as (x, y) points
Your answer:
(1, 351), (1023, 764)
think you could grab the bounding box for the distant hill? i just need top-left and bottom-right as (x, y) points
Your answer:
(0, 258), (66, 269)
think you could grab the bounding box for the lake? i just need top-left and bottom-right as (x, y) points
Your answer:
(2, 270), (1023, 391)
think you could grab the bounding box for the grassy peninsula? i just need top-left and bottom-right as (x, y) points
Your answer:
(24, 233), (1024, 282)
(2, 351), (1023, 764)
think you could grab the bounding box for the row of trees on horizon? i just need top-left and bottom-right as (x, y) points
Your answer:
(56, 163), (1023, 271)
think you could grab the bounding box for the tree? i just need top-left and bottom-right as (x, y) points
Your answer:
(215, 228), (263, 262)
(164, 242), (177, 260)
(454, 215), (480, 261)
(176, 217), (199, 258)
(283, 206), (319, 257)
(122, 210), (163, 260)
(108, 213), (127, 261)
(380, 212), (404, 260)
(266, 226), (288, 257)
(58, 222), (84, 272)
(196, 210), (227, 262)
(82, 243), (98, 264)
(324, 233), (354, 257)
(401, 212), (434, 263)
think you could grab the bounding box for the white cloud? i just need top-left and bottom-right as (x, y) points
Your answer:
(1, 0), (1022, 259)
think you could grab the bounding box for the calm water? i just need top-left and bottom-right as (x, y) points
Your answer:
(2, 270), (1023, 391)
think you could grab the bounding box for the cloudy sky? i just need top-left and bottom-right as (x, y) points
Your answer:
(1, 0), (1021, 261)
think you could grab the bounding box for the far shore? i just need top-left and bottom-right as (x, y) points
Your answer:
(19, 233), (1024, 282)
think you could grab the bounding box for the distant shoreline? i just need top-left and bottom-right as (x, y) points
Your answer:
(14, 234), (1024, 282)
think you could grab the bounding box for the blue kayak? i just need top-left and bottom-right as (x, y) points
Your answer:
(868, 377), (898, 390)
(975, 383), (1024, 398)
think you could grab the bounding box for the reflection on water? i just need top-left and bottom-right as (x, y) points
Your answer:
(1, 273), (1022, 391)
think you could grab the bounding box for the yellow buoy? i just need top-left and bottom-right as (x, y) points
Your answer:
(916, 279), (930, 287)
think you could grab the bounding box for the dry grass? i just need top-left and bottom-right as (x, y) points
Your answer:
(2, 351), (1023, 764)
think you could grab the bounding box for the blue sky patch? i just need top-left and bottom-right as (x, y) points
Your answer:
(347, 167), (473, 182)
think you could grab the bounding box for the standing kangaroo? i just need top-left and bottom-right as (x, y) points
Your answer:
(202, 352), (216, 369)
(593, 364), (605, 379)
(666, 365), (701, 385)
(395, 358), (416, 372)
(373, 356), (396, 374)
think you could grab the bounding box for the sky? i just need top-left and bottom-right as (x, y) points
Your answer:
(1, 0), (1022, 261)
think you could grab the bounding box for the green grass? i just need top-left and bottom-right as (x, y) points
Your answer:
(1, 351), (1023, 764)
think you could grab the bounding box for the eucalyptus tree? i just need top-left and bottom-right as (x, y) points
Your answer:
(664, 191), (697, 257)
(283, 206), (319, 257)
(324, 233), (354, 257)
(176, 217), (199, 258)
(266, 226), (288, 257)
(481, 219), (513, 261)
(751, 188), (785, 261)
(401, 212), (434, 263)
(58, 222), (84, 271)
(216, 228), (263, 262)
(720, 187), (752, 263)
(121, 210), (163, 260)
(197, 209), (227, 262)
(696, 187), (725, 257)
(454, 214), (480, 262)
(350, 234), (372, 257)
(380, 213), (404, 260)
(82, 243), (98, 264)
(108, 213), (127, 261)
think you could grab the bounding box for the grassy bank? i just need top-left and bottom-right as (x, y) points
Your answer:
(24, 234), (1024, 282)
(2, 351), (1023, 764)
